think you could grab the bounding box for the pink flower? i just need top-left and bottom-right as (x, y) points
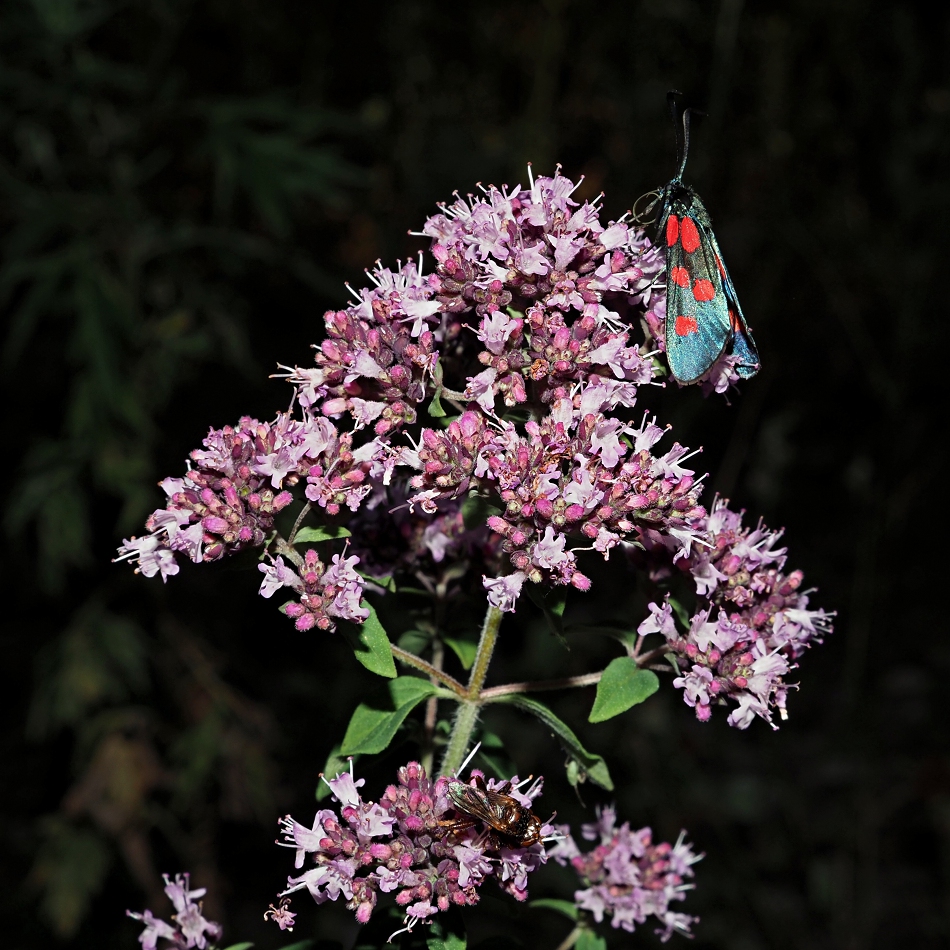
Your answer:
(127, 873), (222, 950)
(550, 807), (702, 942)
(483, 572), (527, 612)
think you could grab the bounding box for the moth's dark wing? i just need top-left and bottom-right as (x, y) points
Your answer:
(705, 229), (760, 379)
(664, 203), (733, 384)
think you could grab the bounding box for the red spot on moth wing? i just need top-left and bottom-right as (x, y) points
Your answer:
(666, 215), (680, 247)
(692, 279), (715, 301)
(728, 309), (741, 331)
(670, 266), (690, 287)
(681, 217), (701, 253)
(714, 253), (727, 279)
(675, 315), (699, 336)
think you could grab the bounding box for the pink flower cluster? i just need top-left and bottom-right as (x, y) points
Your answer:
(274, 762), (554, 933)
(346, 487), (505, 582)
(550, 806), (701, 942)
(118, 167), (831, 668)
(127, 873), (221, 950)
(408, 397), (705, 596)
(640, 499), (834, 728)
(118, 169), (693, 617)
(306, 259), (440, 435)
(259, 549), (369, 631)
(115, 412), (378, 584)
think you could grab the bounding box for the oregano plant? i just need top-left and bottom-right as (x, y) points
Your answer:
(118, 169), (832, 948)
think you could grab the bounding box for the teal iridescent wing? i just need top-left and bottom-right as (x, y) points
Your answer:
(660, 187), (759, 384)
(704, 225), (759, 379)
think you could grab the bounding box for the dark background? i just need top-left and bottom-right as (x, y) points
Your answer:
(2, 1), (947, 948)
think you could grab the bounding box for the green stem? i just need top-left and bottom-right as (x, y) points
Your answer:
(467, 604), (504, 699)
(438, 604), (504, 775)
(288, 502), (312, 544)
(440, 700), (480, 778)
(390, 645), (466, 696)
(480, 670), (603, 700)
(554, 926), (582, 950)
(439, 385), (468, 401)
(421, 638), (445, 776)
(273, 534), (303, 569)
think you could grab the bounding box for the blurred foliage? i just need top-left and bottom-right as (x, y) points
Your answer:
(1, 0), (948, 948)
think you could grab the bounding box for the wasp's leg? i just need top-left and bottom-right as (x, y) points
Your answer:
(439, 816), (478, 837)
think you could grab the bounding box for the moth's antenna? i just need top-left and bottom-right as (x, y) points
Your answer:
(679, 107), (693, 181)
(667, 90), (686, 181)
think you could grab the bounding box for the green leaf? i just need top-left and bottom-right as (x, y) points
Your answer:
(316, 744), (353, 800)
(278, 942), (318, 950)
(529, 898), (579, 921)
(473, 728), (515, 778)
(425, 908), (467, 950)
(494, 695), (613, 791)
(340, 677), (439, 755)
(461, 492), (501, 531)
(33, 819), (111, 937)
(293, 525), (351, 543)
(668, 596), (690, 629)
(398, 629), (432, 655)
(357, 570), (397, 593)
(221, 944), (255, 950)
(588, 658), (659, 723)
(428, 358), (447, 417)
(527, 585), (569, 648)
(428, 389), (447, 417)
(427, 932), (466, 950)
(444, 636), (477, 670)
(576, 932), (606, 950)
(340, 602), (396, 678)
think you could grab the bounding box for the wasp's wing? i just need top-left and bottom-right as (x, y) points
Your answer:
(663, 202), (733, 384)
(447, 783), (506, 827)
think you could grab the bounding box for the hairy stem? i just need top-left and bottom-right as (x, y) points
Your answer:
(554, 927), (582, 950)
(390, 645), (466, 696)
(273, 534), (303, 569)
(421, 638), (445, 776)
(480, 670), (603, 700)
(288, 502), (313, 544)
(467, 605), (504, 699)
(438, 604), (504, 775)
(439, 385), (468, 401)
(440, 700), (481, 779)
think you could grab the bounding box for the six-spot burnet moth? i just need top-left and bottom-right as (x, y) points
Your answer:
(651, 91), (760, 385)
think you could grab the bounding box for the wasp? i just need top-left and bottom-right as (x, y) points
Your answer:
(440, 775), (543, 848)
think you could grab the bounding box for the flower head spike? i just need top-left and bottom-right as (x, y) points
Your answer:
(639, 498), (834, 728)
(551, 810), (702, 942)
(273, 762), (557, 931)
(127, 873), (222, 950)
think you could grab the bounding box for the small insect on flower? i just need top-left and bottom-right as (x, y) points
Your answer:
(652, 91), (760, 385)
(442, 775), (544, 848)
